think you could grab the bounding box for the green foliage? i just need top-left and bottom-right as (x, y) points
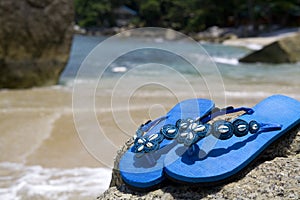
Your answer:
(74, 0), (300, 32)
(75, 0), (121, 27)
(140, 0), (161, 26)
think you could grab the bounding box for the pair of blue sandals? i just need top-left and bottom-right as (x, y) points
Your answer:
(119, 95), (300, 190)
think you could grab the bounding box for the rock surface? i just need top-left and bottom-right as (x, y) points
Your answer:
(0, 0), (74, 88)
(98, 121), (300, 199)
(239, 33), (300, 63)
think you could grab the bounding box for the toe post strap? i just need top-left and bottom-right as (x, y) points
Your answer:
(138, 115), (169, 133)
(249, 121), (282, 134)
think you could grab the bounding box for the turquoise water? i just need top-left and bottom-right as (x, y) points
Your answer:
(60, 35), (249, 80)
(60, 34), (300, 100)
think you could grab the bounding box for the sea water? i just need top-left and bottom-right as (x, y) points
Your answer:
(1, 34), (300, 199)
(61, 35), (300, 100)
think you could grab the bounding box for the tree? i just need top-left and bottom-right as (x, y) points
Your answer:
(74, 0), (300, 32)
(75, 0), (121, 27)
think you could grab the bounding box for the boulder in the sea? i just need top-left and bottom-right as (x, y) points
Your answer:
(239, 33), (300, 63)
(0, 0), (74, 88)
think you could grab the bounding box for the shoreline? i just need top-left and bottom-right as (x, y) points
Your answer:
(74, 25), (300, 50)
(223, 31), (299, 50)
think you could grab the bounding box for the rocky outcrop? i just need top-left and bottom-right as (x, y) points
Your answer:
(239, 33), (300, 63)
(0, 0), (74, 88)
(98, 121), (300, 199)
(193, 26), (238, 43)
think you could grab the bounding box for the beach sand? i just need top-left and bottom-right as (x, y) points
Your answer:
(0, 86), (261, 167)
(0, 87), (100, 168)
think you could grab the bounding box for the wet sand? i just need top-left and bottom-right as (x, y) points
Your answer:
(0, 86), (267, 169)
(0, 87), (100, 168)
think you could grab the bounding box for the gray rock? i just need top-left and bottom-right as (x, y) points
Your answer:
(239, 33), (300, 63)
(194, 26), (238, 43)
(98, 122), (300, 200)
(0, 0), (74, 88)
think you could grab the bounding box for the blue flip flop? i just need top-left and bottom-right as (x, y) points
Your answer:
(119, 98), (214, 189)
(164, 95), (300, 184)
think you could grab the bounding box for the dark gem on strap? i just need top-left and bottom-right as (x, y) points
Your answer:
(233, 119), (249, 137)
(192, 123), (211, 138)
(176, 118), (192, 131)
(176, 131), (188, 144)
(143, 141), (159, 153)
(133, 134), (160, 153)
(212, 120), (234, 140)
(161, 124), (179, 139)
(148, 133), (164, 143)
(249, 120), (260, 134)
(184, 132), (197, 146)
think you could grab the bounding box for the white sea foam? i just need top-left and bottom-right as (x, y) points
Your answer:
(225, 91), (271, 98)
(213, 57), (239, 65)
(154, 37), (164, 43)
(0, 162), (111, 200)
(225, 91), (300, 99)
(244, 43), (263, 50)
(111, 66), (127, 73)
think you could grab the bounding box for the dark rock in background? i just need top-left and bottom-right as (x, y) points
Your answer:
(0, 0), (74, 88)
(239, 33), (300, 63)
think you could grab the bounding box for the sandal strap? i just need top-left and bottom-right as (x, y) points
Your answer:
(255, 122), (282, 132)
(133, 106), (255, 154)
(200, 106), (254, 123)
(138, 115), (169, 134)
